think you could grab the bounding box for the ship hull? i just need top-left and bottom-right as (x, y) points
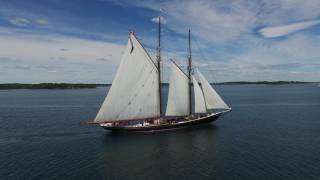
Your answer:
(100, 113), (222, 132)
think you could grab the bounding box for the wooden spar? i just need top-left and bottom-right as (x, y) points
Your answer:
(170, 59), (189, 77)
(157, 16), (163, 117)
(188, 29), (192, 116)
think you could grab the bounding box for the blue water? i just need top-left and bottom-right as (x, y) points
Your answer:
(0, 84), (320, 180)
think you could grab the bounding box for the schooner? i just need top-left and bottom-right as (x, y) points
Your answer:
(89, 17), (231, 132)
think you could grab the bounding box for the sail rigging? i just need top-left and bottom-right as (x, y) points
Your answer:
(165, 62), (190, 116)
(94, 33), (160, 122)
(197, 69), (230, 110)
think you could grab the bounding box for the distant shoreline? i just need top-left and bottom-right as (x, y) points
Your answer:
(0, 81), (318, 90)
(0, 83), (97, 90)
(213, 81), (315, 85)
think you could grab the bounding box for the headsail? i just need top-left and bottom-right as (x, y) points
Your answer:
(165, 62), (190, 116)
(94, 33), (159, 122)
(197, 69), (230, 110)
(192, 76), (206, 113)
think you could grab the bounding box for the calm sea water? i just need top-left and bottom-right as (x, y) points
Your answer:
(1, 84), (320, 180)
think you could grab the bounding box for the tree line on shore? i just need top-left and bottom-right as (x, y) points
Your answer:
(0, 83), (97, 89)
(0, 81), (314, 89)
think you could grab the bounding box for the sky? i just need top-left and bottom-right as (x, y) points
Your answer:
(0, 0), (319, 83)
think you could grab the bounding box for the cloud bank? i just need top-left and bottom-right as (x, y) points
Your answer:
(0, 33), (125, 83)
(259, 20), (320, 38)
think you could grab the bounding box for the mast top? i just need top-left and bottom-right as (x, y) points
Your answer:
(129, 31), (136, 36)
(157, 16), (162, 62)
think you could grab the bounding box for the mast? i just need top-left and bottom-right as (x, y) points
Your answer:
(188, 29), (192, 115)
(157, 16), (162, 117)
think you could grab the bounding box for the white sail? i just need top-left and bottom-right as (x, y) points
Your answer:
(94, 34), (159, 122)
(165, 63), (189, 116)
(197, 70), (230, 110)
(192, 76), (207, 113)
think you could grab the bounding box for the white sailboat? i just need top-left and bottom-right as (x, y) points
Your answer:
(89, 18), (231, 132)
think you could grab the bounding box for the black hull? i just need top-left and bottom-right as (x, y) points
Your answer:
(101, 113), (222, 132)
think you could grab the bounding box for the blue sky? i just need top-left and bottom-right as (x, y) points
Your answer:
(0, 0), (319, 83)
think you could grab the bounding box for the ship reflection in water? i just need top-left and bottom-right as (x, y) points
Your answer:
(101, 124), (222, 180)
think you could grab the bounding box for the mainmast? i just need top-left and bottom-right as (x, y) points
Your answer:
(188, 29), (192, 115)
(157, 16), (162, 117)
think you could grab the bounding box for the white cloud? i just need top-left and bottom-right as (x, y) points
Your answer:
(35, 19), (49, 25)
(197, 34), (320, 82)
(109, 0), (320, 82)
(157, 0), (256, 43)
(8, 17), (49, 27)
(259, 20), (320, 38)
(9, 17), (30, 27)
(151, 16), (167, 24)
(0, 33), (126, 83)
(111, 0), (320, 44)
(0, 34), (124, 64)
(256, 0), (320, 25)
(106, 0), (257, 43)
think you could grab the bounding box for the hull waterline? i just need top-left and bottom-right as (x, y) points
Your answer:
(100, 112), (224, 132)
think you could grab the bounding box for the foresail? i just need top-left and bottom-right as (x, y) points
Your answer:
(165, 62), (189, 116)
(94, 34), (159, 122)
(197, 70), (230, 110)
(192, 76), (206, 113)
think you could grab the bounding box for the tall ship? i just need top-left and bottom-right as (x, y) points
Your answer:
(89, 17), (231, 132)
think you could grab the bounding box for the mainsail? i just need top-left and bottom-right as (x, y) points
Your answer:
(192, 75), (207, 113)
(197, 69), (230, 110)
(94, 33), (159, 122)
(165, 62), (190, 116)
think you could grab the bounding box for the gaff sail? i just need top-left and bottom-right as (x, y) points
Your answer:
(192, 75), (206, 113)
(94, 34), (160, 122)
(165, 62), (190, 116)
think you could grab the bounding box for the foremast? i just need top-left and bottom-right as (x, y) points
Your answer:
(157, 16), (162, 118)
(188, 29), (192, 116)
